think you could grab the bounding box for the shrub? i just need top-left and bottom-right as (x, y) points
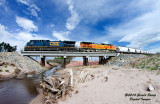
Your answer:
(5, 65), (7, 68)
(5, 70), (9, 72)
(141, 64), (145, 69)
(0, 69), (2, 72)
(14, 68), (21, 74)
(151, 67), (157, 70)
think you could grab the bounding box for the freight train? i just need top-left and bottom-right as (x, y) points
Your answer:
(24, 40), (150, 54)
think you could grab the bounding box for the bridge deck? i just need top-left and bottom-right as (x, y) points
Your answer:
(21, 51), (118, 57)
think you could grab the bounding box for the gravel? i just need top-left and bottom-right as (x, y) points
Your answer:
(106, 54), (146, 67)
(0, 52), (45, 74)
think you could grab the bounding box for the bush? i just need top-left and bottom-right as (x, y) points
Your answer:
(0, 69), (2, 72)
(151, 67), (158, 70)
(5, 65), (7, 68)
(14, 68), (21, 74)
(5, 70), (9, 72)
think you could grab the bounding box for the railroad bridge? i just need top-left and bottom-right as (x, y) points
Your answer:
(21, 51), (119, 68)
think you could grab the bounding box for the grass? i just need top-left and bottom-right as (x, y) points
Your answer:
(141, 64), (145, 69)
(157, 71), (160, 75)
(0, 69), (2, 72)
(146, 66), (151, 69)
(5, 70), (9, 72)
(151, 67), (158, 70)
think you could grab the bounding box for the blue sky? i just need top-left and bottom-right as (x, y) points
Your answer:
(0, 0), (160, 53)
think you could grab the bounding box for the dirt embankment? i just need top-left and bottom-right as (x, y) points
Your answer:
(58, 66), (160, 104)
(30, 65), (160, 104)
(30, 54), (160, 104)
(0, 52), (47, 79)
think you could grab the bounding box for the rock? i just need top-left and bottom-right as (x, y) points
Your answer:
(16, 72), (25, 79)
(148, 84), (155, 91)
(27, 74), (34, 78)
(0, 61), (4, 66)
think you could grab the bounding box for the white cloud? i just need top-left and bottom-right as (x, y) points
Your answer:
(50, 24), (55, 28)
(106, 6), (160, 49)
(66, 0), (80, 30)
(17, 0), (40, 17)
(148, 48), (160, 53)
(16, 16), (38, 32)
(0, 24), (49, 51)
(88, 0), (159, 51)
(17, 0), (29, 5)
(52, 31), (70, 41)
(29, 4), (40, 17)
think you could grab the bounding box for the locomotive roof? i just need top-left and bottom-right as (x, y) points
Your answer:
(29, 40), (75, 43)
(101, 43), (112, 45)
(80, 42), (93, 44)
(63, 41), (75, 43)
(30, 40), (49, 41)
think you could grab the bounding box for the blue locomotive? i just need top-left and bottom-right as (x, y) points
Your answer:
(24, 40), (76, 51)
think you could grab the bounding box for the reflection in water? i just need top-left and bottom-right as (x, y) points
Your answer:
(0, 78), (40, 104)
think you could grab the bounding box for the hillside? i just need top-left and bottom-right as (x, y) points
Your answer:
(0, 52), (46, 79)
(132, 53), (160, 71)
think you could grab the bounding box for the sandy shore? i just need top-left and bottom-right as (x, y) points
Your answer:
(30, 65), (160, 104)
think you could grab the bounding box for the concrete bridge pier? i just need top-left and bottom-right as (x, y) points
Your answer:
(40, 55), (45, 66)
(99, 56), (105, 64)
(83, 56), (88, 66)
(63, 56), (67, 68)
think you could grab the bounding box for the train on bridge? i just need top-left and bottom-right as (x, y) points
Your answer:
(24, 40), (151, 54)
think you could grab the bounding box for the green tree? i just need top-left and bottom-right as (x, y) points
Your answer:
(0, 42), (17, 52)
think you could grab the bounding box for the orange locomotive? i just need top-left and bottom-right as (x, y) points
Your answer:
(80, 42), (117, 52)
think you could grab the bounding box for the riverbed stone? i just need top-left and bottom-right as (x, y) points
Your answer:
(27, 74), (34, 78)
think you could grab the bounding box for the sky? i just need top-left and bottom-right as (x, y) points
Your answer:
(0, 0), (160, 53)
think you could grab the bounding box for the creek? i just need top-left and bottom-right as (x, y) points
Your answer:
(0, 65), (61, 104)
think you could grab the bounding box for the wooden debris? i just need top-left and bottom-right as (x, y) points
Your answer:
(70, 70), (73, 87)
(75, 90), (79, 94)
(40, 72), (72, 104)
(104, 76), (108, 82)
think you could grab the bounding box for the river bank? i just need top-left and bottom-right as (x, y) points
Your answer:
(0, 52), (60, 80)
(0, 63), (60, 104)
(30, 65), (160, 104)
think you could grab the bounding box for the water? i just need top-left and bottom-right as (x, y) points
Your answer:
(0, 78), (40, 104)
(0, 65), (61, 104)
(44, 65), (61, 79)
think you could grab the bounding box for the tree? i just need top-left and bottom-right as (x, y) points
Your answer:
(0, 42), (17, 52)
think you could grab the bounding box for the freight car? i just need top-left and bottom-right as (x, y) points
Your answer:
(24, 40), (76, 51)
(80, 42), (117, 52)
(117, 46), (146, 54)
